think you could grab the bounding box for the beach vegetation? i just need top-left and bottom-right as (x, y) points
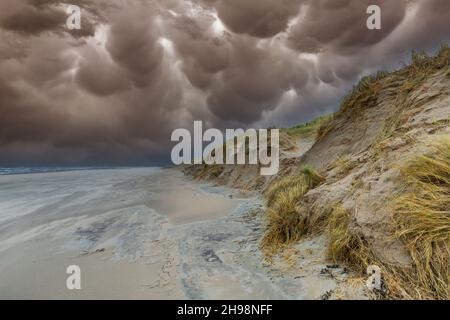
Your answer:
(261, 165), (324, 256)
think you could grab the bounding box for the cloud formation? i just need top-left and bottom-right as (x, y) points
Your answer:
(0, 0), (449, 165)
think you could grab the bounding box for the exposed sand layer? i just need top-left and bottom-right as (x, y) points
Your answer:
(0, 168), (365, 299)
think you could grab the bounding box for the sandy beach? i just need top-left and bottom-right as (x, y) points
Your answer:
(0, 168), (364, 299)
(0, 168), (243, 299)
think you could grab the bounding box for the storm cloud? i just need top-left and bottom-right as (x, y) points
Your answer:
(0, 0), (449, 166)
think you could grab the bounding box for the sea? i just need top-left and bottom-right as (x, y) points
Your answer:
(0, 167), (118, 175)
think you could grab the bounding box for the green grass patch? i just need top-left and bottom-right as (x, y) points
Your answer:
(284, 114), (334, 140)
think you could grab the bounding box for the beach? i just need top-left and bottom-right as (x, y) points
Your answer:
(0, 168), (363, 299)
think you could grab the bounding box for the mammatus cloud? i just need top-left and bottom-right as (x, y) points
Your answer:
(0, 0), (448, 165)
(286, 0), (407, 54)
(211, 0), (303, 38)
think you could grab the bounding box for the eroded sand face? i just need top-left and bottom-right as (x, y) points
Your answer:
(0, 168), (366, 299)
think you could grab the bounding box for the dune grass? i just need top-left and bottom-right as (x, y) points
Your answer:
(316, 45), (450, 145)
(324, 136), (450, 299)
(261, 166), (324, 256)
(372, 46), (450, 150)
(393, 136), (450, 299)
(284, 114), (334, 140)
(344, 45), (449, 117)
(326, 206), (373, 272)
(324, 205), (408, 299)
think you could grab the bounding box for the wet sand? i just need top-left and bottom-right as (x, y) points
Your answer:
(0, 168), (366, 299)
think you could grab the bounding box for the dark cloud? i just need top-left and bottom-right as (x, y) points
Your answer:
(384, 0), (450, 52)
(75, 46), (130, 96)
(205, 37), (308, 123)
(0, 0), (97, 37)
(0, 0), (448, 166)
(106, 8), (164, 88)
(166, 14), (230, 81)
(287, 0), (407, 54)
(0, 4), (65, 35)
(213, 0), (302, 38)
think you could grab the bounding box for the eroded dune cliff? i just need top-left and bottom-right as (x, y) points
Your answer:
(185, 47), (450, 299)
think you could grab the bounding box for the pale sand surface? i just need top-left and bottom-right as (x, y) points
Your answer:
(0, 168), (240, 299)
(0, 168), (366, 299)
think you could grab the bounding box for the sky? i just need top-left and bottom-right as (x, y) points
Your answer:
(0, 0), (449, 166)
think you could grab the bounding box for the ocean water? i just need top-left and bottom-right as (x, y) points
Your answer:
(0, 167), (116, 175)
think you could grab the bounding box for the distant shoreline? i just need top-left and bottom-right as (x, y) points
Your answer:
(0, 166), (158, 175)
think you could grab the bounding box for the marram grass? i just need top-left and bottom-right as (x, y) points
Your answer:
(326, 206), (373, 271)
(325, 205), (411, 299)
(316, 45), (450, 144)
(325, 136), (450, 299)
(393, 136), (450, 299)
(261, 166), (324, 257)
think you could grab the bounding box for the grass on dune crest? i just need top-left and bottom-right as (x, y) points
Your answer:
(261, 166), (324, 256)
(316, 45), (450, 143)
(393, 136), (450, 299)
(283, 114), (334, 140)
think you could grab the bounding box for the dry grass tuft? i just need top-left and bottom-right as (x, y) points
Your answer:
(326, 206), (373, 273)
(264, 165), (324, 208)
(393, 136), (450, 299)
(261, 166), (324, 256)
(325, 206), (409, 299)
